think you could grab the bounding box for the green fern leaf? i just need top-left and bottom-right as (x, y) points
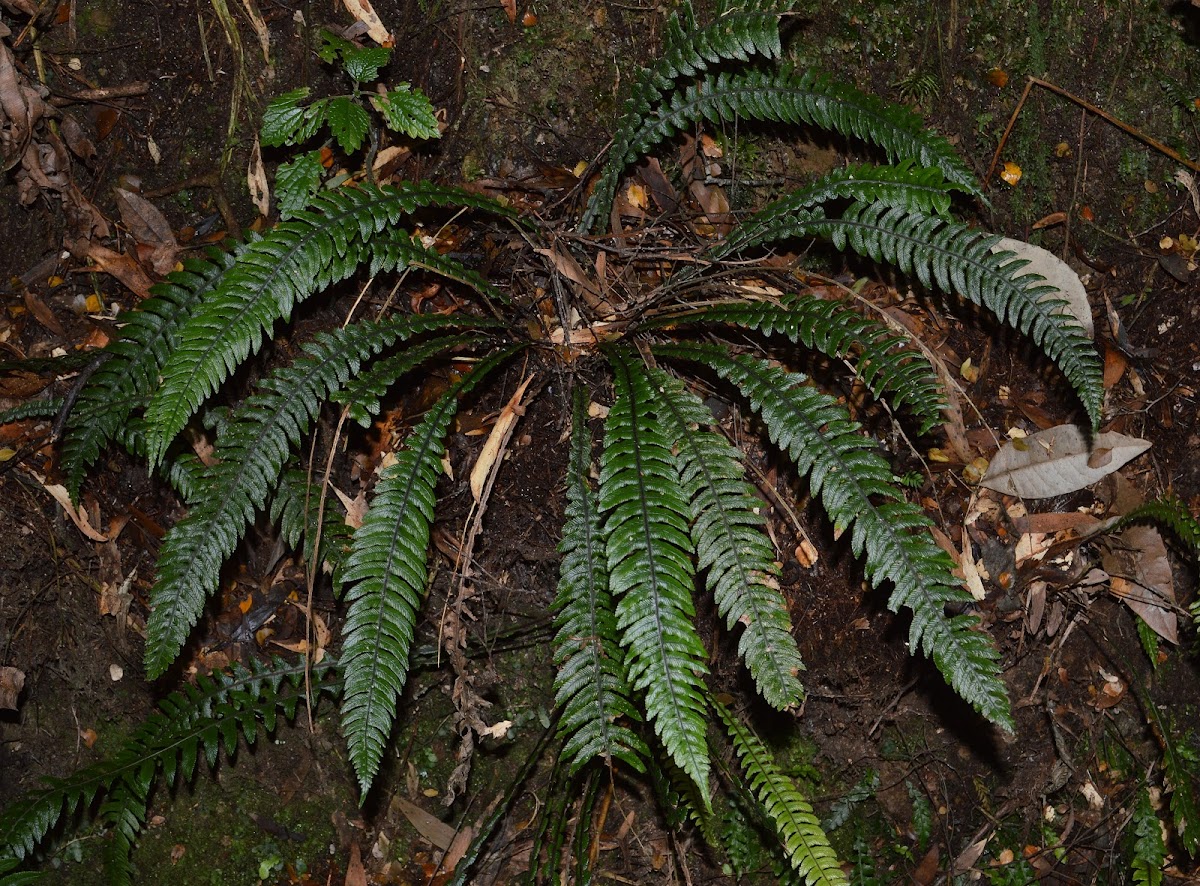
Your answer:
(585, 66), (979, 231)
(649, 369), (805, 709)
(326, 96), (371, 153)
(0, 658), (330, 864)
(141, 183), (512, 468)
(810, 201), (1102, 428)
(1131, 784), (1166, 886)
(581, 3), (786, 231)
(715, 700), (847, 885)
(553, 387), (649, 774)
(599, 346), (710, 799)
(0, 398), (62, 423)
(552, 384), (648, 768)
(338, 348), (515, 795)
(143, 315), (469, 678)
(261, 87), (322, 147)
(270, 467), (354, 572)
(710, 162), (957, 264)
(648, 291), (946, 434)
(275, 149), (325, 219)
(656, 343), (1013, 730)
(60, 246), (237, 502)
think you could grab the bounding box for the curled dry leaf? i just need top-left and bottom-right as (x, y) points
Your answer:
(981, 424), (1150, 499)
(0, 666), (24, 711)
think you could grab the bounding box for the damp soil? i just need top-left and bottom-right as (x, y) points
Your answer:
(2, 1), (1200, 884)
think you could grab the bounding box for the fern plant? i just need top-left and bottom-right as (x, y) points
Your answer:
(2, 2), (1107, 882)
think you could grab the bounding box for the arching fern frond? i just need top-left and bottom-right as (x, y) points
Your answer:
(808, 201), (1102, 428)
(142, 183), (513, 468)
(553, 387), (649, 775)
(648, 291), (946, 434)
(655, 343), (1012, 730)
(60, 246), (237, 501)
(715, 699), (847, 885)
(582, 2), (787, 232)
(586, 66), (979, 233)
(648, 369), (804, 709)
(270, 467), (354, 574)
(708, 162), (957, 264)
(0, 398), (62, 423)
(144, 314), (474, 678)
(599, 346), (710, 799)
(0, 657), (333, 869)
(338, 347), (517, 795)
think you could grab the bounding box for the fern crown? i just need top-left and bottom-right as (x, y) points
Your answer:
(12, 3), (1108, 882)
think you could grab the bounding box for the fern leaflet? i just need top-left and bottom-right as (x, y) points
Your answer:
(553, 387), (649, 774)
(599, 346), (710, 799)
(715, 699), (847, 885)
(656, 343), (1013, 730)
(649, 369), (805, 709)
(338, 347), (516, 794)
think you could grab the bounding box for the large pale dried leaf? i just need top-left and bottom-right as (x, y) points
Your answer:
(0, 666), (24, 710)
(390, 796), (456, 850)
(1107, 525), (1177, 644)
(981, 425), (1150, 499)
(992, 238), (1094, 338)
(470, 374), (533, 501)
(31, 470), (108, 540)
(342, 0), (390, 44)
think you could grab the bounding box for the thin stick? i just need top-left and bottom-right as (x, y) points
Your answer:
(985, 76), (1200, 189)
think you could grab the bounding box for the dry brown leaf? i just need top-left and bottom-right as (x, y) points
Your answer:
(115, 188), (179, 276)
(470, 374), (534, 502)
(80, 240), (157, 300)
(391, 796), (456, 850)
(1107, 525), (1178, 644)
(342, 0), (391, 44)
(0, 666), (24, 710)
(31, 470), (108, 540)
(247, 136), (270, 218)
(981, 425), (1150, 499)
(343, 842), (367, 886)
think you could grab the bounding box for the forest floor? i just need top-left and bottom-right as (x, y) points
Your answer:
(1, 1), (1199, 884)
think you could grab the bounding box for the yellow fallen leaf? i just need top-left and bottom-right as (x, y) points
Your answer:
(1000, 161), (1022, 186)
(469, 374), (534, 502)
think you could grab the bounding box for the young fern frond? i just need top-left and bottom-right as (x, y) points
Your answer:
(338, 348), (517, 794)
(141, 183), (513, 468)
(270, 467), (354, 572)
(600, 346), (710, 799)
(582, 2), (786, 231)
(553, 388), (649, 775)
(648, 369), (804, 709)
(715, 700), (847, 886)
(60, 246), (237, 500)
(655, 343), (1012, 730)
(809, 201), (1103, 428)
(0, 398), (62, 423)
(1130, 784), (1166, 886)
(706, 162), (957, 265)
(0, 658), (332, 867)
(586, 66), (979, 234)
(144, 315), (474, 677)
(648, 291), (946, 434)
(97, 779), (147, 886)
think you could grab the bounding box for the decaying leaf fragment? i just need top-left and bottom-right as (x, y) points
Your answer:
(981, 424), (1150, 499)
(991, 237), (1094, 338)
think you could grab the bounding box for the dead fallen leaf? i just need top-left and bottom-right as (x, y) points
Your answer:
(30, 470), (108, 540)
(390, 796), (456, 850)
(0, 666), (24, 710)
(1106, 525), (1178, 644)
(344, 842), (367, 886)
(981, 425), (1150, 499)
(991, 237), (1093, 338)
(78, 240), (157, 300)
(470, 375), (534, 502)
(342, 0), (391, 44)
(247, 136), (270, 218)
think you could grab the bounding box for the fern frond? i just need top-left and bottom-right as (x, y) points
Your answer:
(553, 387), (649, 775)
(270, 467), (354, 573)
(715, 700), (847, 885)
(143, 315), (472, 678)
(0, 398), (62, 423)
(648, 291), (946, 434)
(599, 346), (710, 799)
(655, 343), (1013, 730)
(582, 3), (786, 231)
(98, 780), (147, 886)
(60, 246), (237, 501)
(141, 183), (512, 468)
(115, 420), (207, 504)
(0, 658), (332, 865)
(1131, 784), (1166, 886)
(338, 347), (516, 795)
(586, 66), (979, 233)
(648, 369), (805, 709)
(709, 162), (956, 264)
(809, 202), (1102, 428)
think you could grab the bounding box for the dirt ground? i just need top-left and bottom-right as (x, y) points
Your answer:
(2, 1), (1199, 884)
